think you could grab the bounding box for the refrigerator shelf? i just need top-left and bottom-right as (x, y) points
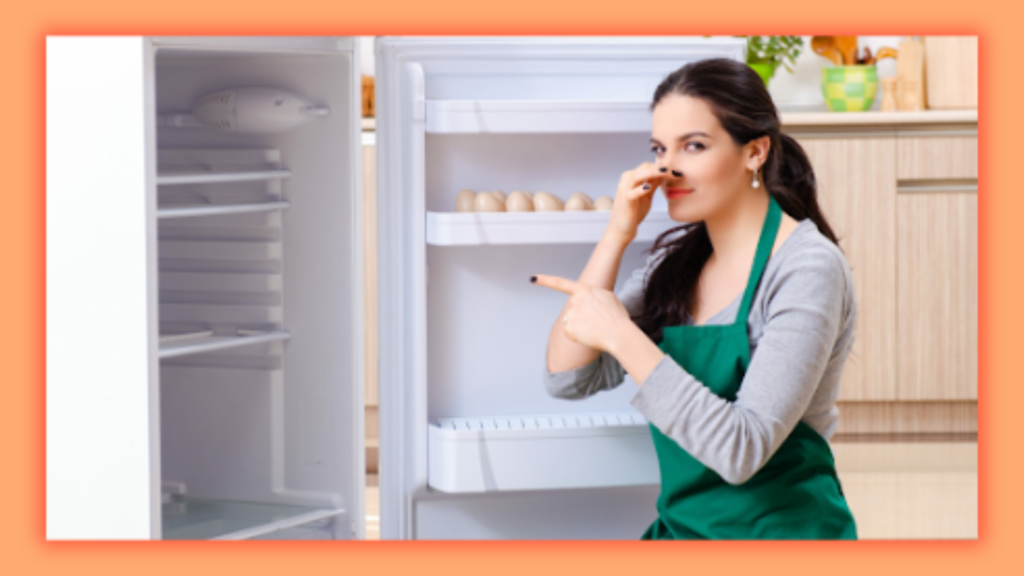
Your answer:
(162, 496), (344, 540)
(156, 169), (291, 186)
(425, 100), (652, 134)
(157, 201), (291, 220)
(425, 209), (677, 245)
(158, 329), (291, 359)
(427, 412), (659, 493)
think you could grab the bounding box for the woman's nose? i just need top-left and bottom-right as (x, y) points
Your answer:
(656, 164), (682, 177)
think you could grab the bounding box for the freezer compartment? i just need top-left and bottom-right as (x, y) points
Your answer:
(428, 412), (658, 492)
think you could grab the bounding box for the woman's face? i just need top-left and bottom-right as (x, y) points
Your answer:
(650, 94), (756, 223)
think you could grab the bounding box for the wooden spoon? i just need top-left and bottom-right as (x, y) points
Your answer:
(874, 46), (899, 63)
(811, 36), (844, 66)
(834, 36), (858, 66)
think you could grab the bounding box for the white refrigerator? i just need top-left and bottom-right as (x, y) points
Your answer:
(46, 35), (746, 540)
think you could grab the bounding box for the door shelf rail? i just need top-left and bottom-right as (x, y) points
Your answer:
(427, 411), (659, 493)
(426, 209), (678, 246)
(158, 329), (291, 359)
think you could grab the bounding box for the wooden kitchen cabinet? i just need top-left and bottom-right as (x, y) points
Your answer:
(897, 135), (977, 181)
(897, 190), (978, 400)
(796, 136), (899, 401)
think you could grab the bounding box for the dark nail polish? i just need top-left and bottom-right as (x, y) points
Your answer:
(643, 184), (651, 190)
(530, 276), (537, 283)
(658, 167), (667, 173)
(672, 170), (682, 177)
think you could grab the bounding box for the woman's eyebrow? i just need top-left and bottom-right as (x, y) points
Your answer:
(650, 131), (711, 145)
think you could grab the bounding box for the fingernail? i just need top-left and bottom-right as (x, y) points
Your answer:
(530, 276), (537, 283)
(643, 184), (651, 190)
(658, 167), (667, 173)
(672, 170), (682, 177)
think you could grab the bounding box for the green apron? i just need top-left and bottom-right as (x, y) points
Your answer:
(640, 196), (857, 540)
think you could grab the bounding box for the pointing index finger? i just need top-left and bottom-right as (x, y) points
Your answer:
(530, 274), (580, 295)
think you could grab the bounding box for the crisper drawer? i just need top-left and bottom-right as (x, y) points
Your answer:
(897, 134), (978, 180)
(428, 412), (660, 493)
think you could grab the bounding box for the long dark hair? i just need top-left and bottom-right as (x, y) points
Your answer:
(634, 58), (841, 342)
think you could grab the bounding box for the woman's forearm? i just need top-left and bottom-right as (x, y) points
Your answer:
(545, 231), (632, 372)
(607, 320), (665, 386)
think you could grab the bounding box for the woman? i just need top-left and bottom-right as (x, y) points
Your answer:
(531, 58), (858, 540)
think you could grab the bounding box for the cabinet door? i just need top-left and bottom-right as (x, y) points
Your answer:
(796, 136), (898, 401)
(897, 135), (977, 180)
(897, 191), (978, 400)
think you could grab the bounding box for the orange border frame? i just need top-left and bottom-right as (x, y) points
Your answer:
(5, 1), (1017, 574)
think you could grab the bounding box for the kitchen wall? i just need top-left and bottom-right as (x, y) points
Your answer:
(358, 36), (907, 110)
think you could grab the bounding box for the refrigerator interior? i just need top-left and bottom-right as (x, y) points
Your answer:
(376, 37), (746, 539)
(151, 40), (363, 539)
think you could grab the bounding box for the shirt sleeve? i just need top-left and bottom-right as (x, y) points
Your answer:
(628, 242), (849, 485)
(542, 246), (667, 400)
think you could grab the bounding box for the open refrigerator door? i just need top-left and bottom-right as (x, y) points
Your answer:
(374, 36), (746, 539)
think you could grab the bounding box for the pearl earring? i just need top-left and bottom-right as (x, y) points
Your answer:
(751, 166), (760, 188)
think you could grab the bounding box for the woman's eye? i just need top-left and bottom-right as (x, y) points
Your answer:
(650, 146), (665, 156)
(685, 142), (705, 152)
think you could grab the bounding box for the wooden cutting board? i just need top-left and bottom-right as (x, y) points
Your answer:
(923, 36), (978, 109)
(897, 37), (927, 111)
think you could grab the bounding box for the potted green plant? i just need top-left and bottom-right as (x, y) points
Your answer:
(738, 36), (804, 85)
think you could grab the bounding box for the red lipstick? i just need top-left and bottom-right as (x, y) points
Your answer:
(665, 187), (693, 200)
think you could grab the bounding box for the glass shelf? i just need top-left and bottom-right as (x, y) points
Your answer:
(157, 201), (290, 220)
(156, 169), (291, 186)
(158, 330), (291, 359)
(162, 497), (344, 540)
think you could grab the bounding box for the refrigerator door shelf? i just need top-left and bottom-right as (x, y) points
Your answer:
(428, 412), (659, 493)
(426, 100), (654, 134)
(426, 209), (678, 246)
(161, 496), (345, 540)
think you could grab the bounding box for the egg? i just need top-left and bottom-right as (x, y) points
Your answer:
(565, 196), (591, 211)
(533, 191), (564, 212)
(567, 192), (594, 210)
(594, 196), (614, 211)
(490, 190), (507, 203)
(475, 192), (505, 212)
(455, 189), (477, 212)
(506, 191), (535, 212)
(520, 191), (533, 200)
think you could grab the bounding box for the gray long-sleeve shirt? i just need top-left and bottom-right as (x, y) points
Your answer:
(543, 218), (856, 485)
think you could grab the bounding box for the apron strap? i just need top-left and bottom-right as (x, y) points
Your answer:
(735, 195), (782, 324)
